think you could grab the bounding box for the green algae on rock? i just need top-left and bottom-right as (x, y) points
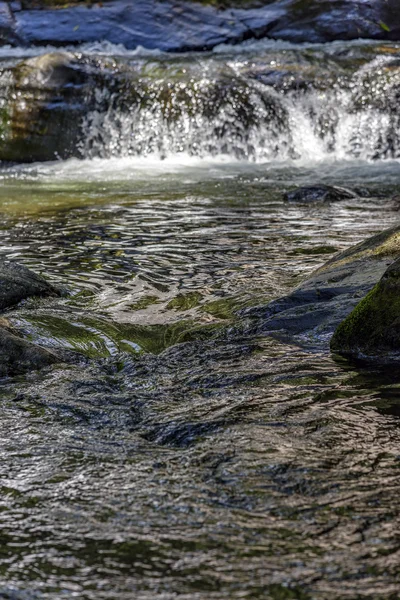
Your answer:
(331, 257), (400, 360)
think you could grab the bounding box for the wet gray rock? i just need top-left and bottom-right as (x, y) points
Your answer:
(0, 259), (60, 374)
(0, 326), (58, 375)
(284, 185), (357, 203)
(0, 259), (58, 310)
(0, 2), (22, 46)
(2, 0), (288, 51)
(0, 0), (399, 52)
(246, 225), (400, 350)
(267, 0), (400, 44)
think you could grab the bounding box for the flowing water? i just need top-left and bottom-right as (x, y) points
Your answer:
(0, 40), (400, 600)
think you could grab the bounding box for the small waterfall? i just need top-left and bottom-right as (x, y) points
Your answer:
(81, 75), (291, 161)
(0, 42), (398, 164)
(77, 45), (400, 163)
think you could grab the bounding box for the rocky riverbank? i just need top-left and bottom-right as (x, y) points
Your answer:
(0, 0), (400, 52)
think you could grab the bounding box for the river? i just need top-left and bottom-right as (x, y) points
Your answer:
(0, 40), (399, 599)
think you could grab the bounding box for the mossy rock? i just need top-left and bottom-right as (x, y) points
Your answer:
(331, 257), (400, 360)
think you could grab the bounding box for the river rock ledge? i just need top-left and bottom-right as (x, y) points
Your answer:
(1, 0), (400, 51)
(247, 225), (400, 353)
(0, 259), (59, 375)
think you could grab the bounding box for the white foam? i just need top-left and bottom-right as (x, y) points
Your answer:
(0, 154), (246, 182)
(0, 37), (393, 60)
(212, 37), (396, 55)
(0, 41), (165, 59)
(2, 154), (400, 186)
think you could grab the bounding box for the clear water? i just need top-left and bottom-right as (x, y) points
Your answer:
(0, 41), (400, 600)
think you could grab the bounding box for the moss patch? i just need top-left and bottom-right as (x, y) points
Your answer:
(166, 292), (203, 311)
(201, 297), (237, 320)
(128, 295), (160, 311)
(331, 257), (400, 358)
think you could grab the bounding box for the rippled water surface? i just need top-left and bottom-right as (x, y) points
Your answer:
(1, 44), (400, 599)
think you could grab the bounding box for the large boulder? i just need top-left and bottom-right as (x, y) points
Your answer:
(330, 257), (400, 361)
(0, 0), (399, 51)
(0, 0), (287, 51)
(247, 225), (400, 350)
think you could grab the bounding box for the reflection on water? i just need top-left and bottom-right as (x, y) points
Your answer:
(0, 158), (400, 598)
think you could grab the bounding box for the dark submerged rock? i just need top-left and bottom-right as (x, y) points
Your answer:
(284, 185), (357, 203)
(0, 326), (58, 376)
(0, 259), (61, 374)
(0, 259), (58, 310)
(247, 225), (400, 350)
(330, 257), (400, 361)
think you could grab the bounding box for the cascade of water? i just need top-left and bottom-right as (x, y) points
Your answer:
(78, 47), (400, 163)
